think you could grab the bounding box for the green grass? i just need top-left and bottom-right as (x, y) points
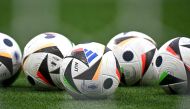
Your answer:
(0, 73), (189, 109)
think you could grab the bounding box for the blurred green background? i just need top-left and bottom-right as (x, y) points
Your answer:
(0, 0), (190, 50)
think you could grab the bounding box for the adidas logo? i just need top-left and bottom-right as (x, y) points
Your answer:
(84, 49), (98, 63)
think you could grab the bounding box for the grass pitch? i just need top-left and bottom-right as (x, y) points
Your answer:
(0, 74), (189, 109)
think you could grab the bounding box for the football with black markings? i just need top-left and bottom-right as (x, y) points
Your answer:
(107, 31), (158, 86)
(0, 33), (22, 87)
(60, 42), (120, 99)
(22, 32), (74, 89)
(154, 37), (190, 94)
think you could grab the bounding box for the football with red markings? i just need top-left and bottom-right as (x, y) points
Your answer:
(0, 33), (22, 87)
(107, 31), (158, 86)
(60, 42), (120, 99)
(154, 37), (190, 94)
(22, 32), (74, 89)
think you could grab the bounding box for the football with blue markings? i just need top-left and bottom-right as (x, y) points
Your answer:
(60, 42), (120, 99)
(0, 33), (22, 87)
(154, 37), (190, 94)
(107, 31), (158, 86)
(22, 32), (74, 89)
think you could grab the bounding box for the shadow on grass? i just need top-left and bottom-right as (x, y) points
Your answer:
(0, 84), (64, 93)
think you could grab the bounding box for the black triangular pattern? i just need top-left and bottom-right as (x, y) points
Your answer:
(168, 38), (182, 60)
(50, 68), (60, 74)
(38, 55), (56, 86)
(104, 47), (111, 54)
(34, 46), (64, 58)
(159, 74), (185, 85)
(71, 50), (88, 66)
(74, 59), (101, 80)
(181, 44), (190, 49)
(0, 56), (13, 75)
(142, 48), (156, 76)
(0, 67), (21, 87)
(115, 36), (136, 44)
(64, 59), (80, 93)
(184, 65), (190, 93)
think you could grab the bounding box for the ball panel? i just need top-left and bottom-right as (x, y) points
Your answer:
(161, 82), (188, 94)
(156, 56), (163, 67)
(159, 71), (185, 85)
(62, 59), (81, 93)
(120, 62), (141, 85)
(101, 51), (120, 81)
(80, 80), (102, 97)
(0, 53), (13, 74)
(141, 64), (157, 85)
(35, 46), (64, 58)
(123, 31), (157, 45)
(141, 48), (156, 77)
(166, 38), (182, 60)
(3, 38), (13, 47)
(23, 53), (47, 78)
(123, 51), (134, 62)
(73, 43), (104, 66)
(36, 55), (56, 86)
(0, 67), (21, 87)
(102, 75), (119, 96)
(103, 78), (113, 89)
(74, 59), (101, 80)
(44, 33), (56, 39)
(157, 54), (187, 81)
(27, 75), (35, 86)
(23, 53), (57, 87)
(71, 48), (89, 65)
(180, 43), (190, 67)
(27, 74), (55, 89)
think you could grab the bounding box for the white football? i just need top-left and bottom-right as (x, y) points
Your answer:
(23, 32), (74, 89)
(0, 33), (22, 86)
(60, 42), (120, 99)
(107, 31), (158, 85)
(107, 31), (156, 49)
(154, 37), (190, 94)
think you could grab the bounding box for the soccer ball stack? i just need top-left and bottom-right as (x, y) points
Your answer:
(1, 30), (190, 99)
(22, 33), (120, 98)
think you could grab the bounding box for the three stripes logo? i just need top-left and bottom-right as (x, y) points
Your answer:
(84, 49), (98, 63)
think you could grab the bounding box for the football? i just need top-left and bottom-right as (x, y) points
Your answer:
(154, 37), (190, 94)
(22, 32), (74, 89)
(0, 33), (22, 87)
(107, 31), (157, 47)
(60, 42), (120, 99)
(107, 31), (158, 85)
